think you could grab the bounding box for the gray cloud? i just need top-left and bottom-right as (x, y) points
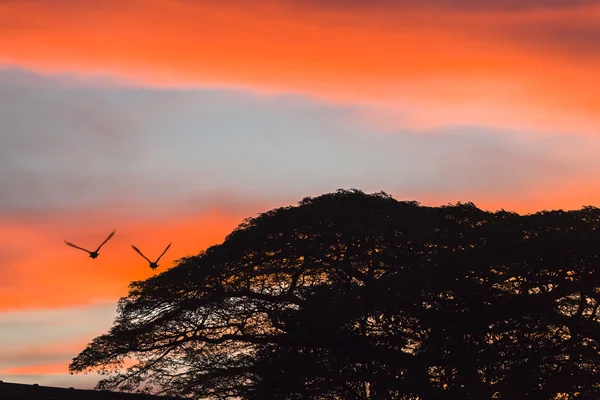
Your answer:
(0, 302), (117, 383)
(1, 68), (599, 215)
(0, 350), (72, 370)
(0, 302), (116, 349)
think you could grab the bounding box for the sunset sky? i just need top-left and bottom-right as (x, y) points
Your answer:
(2, 0), (600, 389)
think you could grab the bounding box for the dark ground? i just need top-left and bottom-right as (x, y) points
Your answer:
(0, 381), (181, 400)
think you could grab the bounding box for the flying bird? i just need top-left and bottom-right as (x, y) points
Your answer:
(131, 242), (172, 270)
(64, 229), (116, 259)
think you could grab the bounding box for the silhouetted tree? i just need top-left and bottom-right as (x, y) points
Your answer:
(70, 189), (600, 399)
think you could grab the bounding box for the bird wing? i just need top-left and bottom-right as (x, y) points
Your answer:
(64, 240), (91, 253)
(95, 229), (116, 252)
(131, 245), (152, 263)
(155, 242), (172, 263)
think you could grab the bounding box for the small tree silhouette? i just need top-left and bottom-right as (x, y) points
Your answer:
(70, 189), (600, 399)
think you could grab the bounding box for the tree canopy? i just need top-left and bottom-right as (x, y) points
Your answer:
(70, 189), (600, 399)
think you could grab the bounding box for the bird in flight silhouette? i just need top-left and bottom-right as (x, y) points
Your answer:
(131, 242), (172, 270)
(64, 229), (116, 259)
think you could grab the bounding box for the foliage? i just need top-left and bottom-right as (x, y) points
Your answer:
(70, 189), (600, 399)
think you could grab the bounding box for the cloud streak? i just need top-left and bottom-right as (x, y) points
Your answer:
(2, 0), (600, 132)
(0, 70), (594, 214)
(2, 68), (600, 216)
(0, 302), (117, 390)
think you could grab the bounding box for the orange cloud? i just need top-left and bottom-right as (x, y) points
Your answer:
(0, 337), (93, 376)
(2, 1), (600, 133)
(0, 363), (69, 375)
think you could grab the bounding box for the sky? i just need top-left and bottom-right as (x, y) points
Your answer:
(2, 0), (600, 389)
